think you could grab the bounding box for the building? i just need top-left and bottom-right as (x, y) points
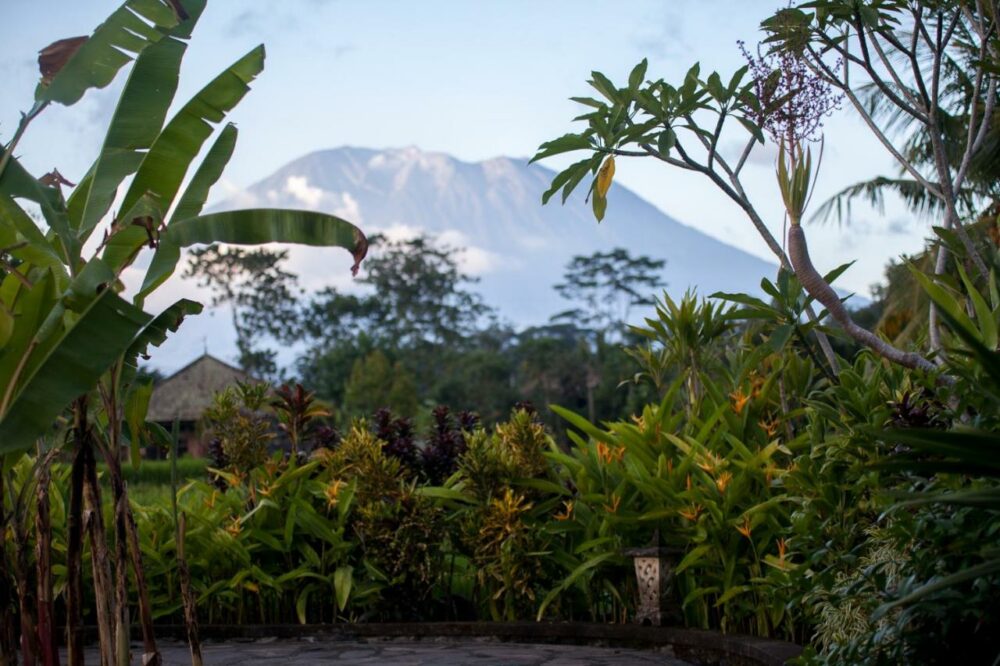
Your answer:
(146, 354), (252, 457)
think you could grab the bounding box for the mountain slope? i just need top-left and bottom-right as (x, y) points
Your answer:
(213, 145), (779, 325)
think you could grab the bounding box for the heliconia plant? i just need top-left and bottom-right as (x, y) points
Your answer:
(536, 309), (817, 638)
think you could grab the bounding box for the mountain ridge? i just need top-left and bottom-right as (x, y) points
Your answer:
(210, 145), (781, 326)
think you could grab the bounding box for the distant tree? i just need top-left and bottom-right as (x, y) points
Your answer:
(133, 366), (165, 386)
(343, 349), (418, 418)
(185, 244), (301, 379)
(429, 325), (519, 423)
(301, 233), (495, 406)
(552, 248), (665, 334)
(305, 234), (492, 350)
(297, 333), (376, 405)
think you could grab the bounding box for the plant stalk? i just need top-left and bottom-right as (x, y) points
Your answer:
(34, 449), (60, 666)
(66, 400), (88, 666)
(787, 223), (938, 373)
(83, 443), (116, 666)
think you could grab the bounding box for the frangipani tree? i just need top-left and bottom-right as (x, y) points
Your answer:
(533, 0), (998, 376)
(0, 1), (366, 664)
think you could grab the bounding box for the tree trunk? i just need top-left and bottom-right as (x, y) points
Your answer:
(34, 452), (60, 666)
(66, 399), (88, 666)
(0, 469), (18, 666)
(83, 444), (116, 666)
(124, 505), (160, 666)
(108, 471), (130, 666)
(12, 486), (38, 666)
(15, 561), (38, 666)
(176, 514), (203, 666)
(787, 224), (938, 373)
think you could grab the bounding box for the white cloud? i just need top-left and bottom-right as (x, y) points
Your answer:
(330, 191), (363, 223)
(435, 229), (503, 275)
(456, 245), (502, 275)
(360, 224), (504, 277)
(377, 223), (424, 243)
(214, 178), (261, 208)
(285, 175), (324, 208)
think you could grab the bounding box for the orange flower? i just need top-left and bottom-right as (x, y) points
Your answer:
(225, 516), (241, 537)
(325, 479), (346, 509)
(777, 538), (788, 562)
(204, 490), (219, 509)
(233, 470), (248, 489)
(697, 451), (724, 473)
(758, 417), (780, 438)
(679, 504), (702, 522)
(730, 387), (750, 415)
(685, 474), (692, 491)
(596, 441), (611, 463)
(715, 471), (733, 493)
(596, 441), (625, 464)
(736, 516), (753, 539)
(604, 493), (621, 514)
(554, 500), (575, 521)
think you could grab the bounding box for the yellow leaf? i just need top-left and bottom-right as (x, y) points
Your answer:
(596, 156), (616, 198)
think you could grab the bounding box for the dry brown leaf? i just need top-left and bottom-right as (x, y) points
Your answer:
(351, 229), (369, 276)
(39, 169), (76, 190)
(37, 36), (88, 84)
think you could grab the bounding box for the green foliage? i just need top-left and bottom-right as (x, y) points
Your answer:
(531, 57), (764, 221)
(627, 291), (735, 405)
(290, 241), (656, 431)
(204, 381), (274, 477)
(304, 234), (491, 350)
(184, 245), (301, 379)
(0, 0), (366, 454)
(343, 350), (418, 419)
(553, 248), (665, 333)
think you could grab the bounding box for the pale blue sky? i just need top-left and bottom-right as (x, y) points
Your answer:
(4, 1), (927, 308)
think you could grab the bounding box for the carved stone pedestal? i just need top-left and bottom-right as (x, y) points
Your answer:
(624, 535), (679, 626)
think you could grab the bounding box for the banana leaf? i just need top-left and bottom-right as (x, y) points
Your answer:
(171, 123), (238, 223)
(0, 148), (78, 264)
(0, 287), (151, 454)
(70, 3), (205, 239)
(35, 0), (193, 106)
(119, 46), (264, 219)
(137, 124), (238, 301)
(140, 209), (368, 299)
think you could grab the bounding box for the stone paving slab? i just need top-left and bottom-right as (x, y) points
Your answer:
(77, 638), (693, 665)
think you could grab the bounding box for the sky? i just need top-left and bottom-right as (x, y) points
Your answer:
(2, 1), (932, 372)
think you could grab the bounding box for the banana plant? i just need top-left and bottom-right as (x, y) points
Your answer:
(0, 1), (367, 664)
(0, 3), (366, 454)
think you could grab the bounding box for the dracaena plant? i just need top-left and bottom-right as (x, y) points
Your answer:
(0, 1), (367, 664)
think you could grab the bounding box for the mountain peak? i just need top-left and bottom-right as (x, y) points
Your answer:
(214, 146), (778, 325)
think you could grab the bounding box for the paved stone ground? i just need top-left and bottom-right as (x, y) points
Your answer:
(80, 637), (694, 665)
